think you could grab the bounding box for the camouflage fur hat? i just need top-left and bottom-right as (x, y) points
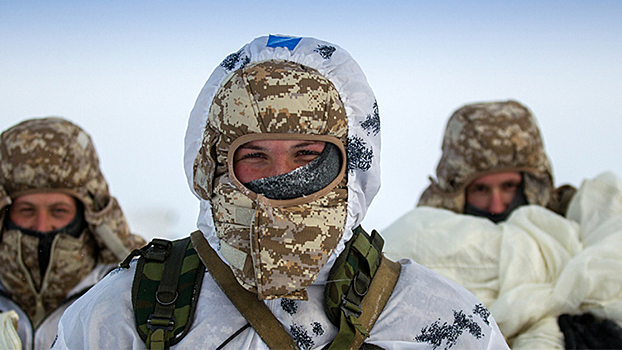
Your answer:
(0, 117), (145, 262)
(418, 100), (575, 215)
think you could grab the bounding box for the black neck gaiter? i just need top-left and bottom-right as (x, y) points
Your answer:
(464, 182), (529, 223)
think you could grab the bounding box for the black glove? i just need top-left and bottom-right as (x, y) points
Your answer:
(558, 313), (622, 349)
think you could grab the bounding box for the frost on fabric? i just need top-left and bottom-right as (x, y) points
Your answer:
(243, 143), (341, 200)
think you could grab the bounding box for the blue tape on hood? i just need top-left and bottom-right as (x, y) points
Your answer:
(267, 35), (302, 50)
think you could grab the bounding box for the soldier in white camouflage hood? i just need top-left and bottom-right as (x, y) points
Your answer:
(53, 35), (508, 350)
(419, 100), (576, 222)
(0, 117), (146, 349)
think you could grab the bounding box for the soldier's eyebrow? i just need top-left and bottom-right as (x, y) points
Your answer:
(292, 141), (323, 149)
(238, 144), (267, 151)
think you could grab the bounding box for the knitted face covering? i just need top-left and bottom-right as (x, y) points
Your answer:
(243, 142), (342, 200)
(4, 202), (88, 279)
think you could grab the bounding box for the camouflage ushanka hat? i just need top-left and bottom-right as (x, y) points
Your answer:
(0, 117), (145, 262)
(418, 100), (575, 216)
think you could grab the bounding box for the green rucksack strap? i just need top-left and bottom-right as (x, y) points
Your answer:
(325, 226), (401, 350)
(189, 228), (399, 350)
(146, 238), (188, 350)
(349, 255), (401, 349)
(190, 230), (300, 350)
(126, 237), (205, 350)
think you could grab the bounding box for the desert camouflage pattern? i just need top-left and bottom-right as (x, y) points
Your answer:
(0, 117), (145, 323)
(419, 100), (576, 215)
(195, 61), (348, 299)
(0, 117), (145, 261)
(0, 229), (96, 326)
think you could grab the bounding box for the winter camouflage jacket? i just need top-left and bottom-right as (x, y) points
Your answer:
(418, 100), (576, 216)
(0, 117), (145, 349)
(53, 35), (509, 350)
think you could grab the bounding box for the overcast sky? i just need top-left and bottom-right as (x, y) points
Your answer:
(2, 1), (621, 240)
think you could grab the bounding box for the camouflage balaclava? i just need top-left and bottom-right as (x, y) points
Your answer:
(418, 100), (575, 217)
(0, 117), (145, 325)
(193, 61), (349, 300)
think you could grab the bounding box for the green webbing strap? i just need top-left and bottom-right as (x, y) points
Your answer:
(328, 227), (401, 350)
(190, 231), (300, 350)
(351, 256), (401, 349)
(146, 238), (191, 350)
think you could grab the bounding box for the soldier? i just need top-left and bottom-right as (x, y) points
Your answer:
(384, 101), (622, 349)
(53, 35), (508, 349)
(0, 117), (146, 349)
(418, 100), (576, 222)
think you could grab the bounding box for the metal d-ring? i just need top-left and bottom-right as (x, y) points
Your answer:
(352, 271), (369, 297)
(155, 291), (178, 306)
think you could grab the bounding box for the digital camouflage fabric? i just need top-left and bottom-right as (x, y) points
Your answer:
(194, 61), (348, 300)
(0, 117), (145, 325)
(418, 100), (576, 216)
(0, 228), (97, 326)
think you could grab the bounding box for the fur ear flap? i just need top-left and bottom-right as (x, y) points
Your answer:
(84, 195), (146, 263)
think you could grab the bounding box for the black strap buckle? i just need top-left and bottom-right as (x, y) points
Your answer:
(340, 295), (363, 319)
(145, 239), (173, 262)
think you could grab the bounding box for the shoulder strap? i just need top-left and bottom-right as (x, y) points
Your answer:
(192, 228), (400, 350)
(352, 255), (400, 349)
(190, 230), (300, 350)
(325, 226), (401, 350)
(126, 237), (205, 350)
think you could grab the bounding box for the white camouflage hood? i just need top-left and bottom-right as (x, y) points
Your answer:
(184, 35), (381, 288)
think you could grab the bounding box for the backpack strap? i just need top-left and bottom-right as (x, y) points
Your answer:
(351, 255), (400, 349)
(190, 230), (300, 350)
(324, 226), (401, 350)
(125, 237), (205, 350)
(192, 228), (400, 350)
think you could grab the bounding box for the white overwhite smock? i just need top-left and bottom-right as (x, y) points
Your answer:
(383, 171), (622, 349)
